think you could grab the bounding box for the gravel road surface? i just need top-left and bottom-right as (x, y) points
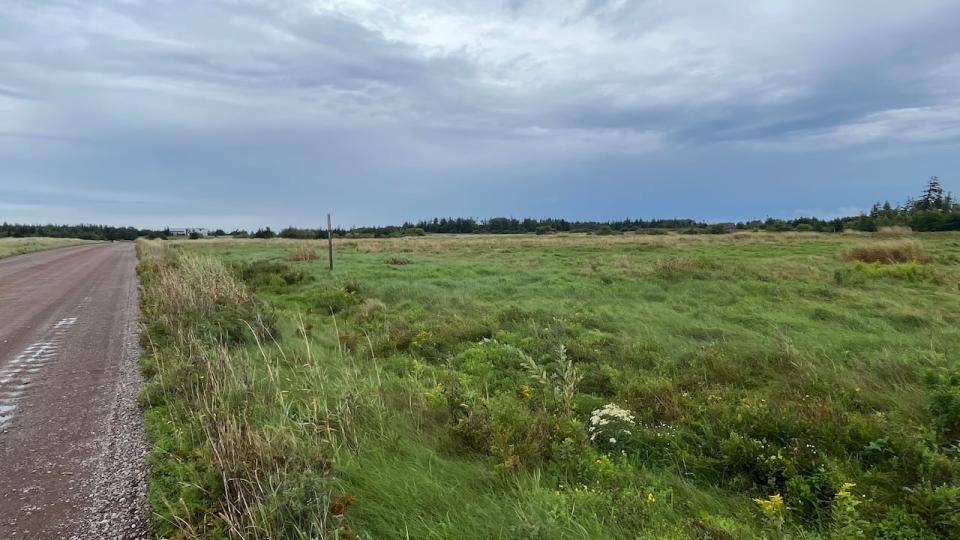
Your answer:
(0, 243), (147, 539)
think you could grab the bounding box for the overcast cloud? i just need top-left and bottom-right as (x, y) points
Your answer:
(1, 0), (959, 228)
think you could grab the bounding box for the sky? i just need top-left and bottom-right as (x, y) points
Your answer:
(1, 0), (959, 230)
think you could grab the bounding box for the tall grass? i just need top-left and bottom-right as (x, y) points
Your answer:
(138, 243), (391, 538)
(842, 239), (931, 264)
(286, 243), (319, 262)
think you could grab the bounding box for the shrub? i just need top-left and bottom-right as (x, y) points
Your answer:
(588, 403), (636, 454)
(314, 285), (360, 314)
(903, 483), (960, 538)
(927, 368), (960, 445)
(841, 239), (930, 264)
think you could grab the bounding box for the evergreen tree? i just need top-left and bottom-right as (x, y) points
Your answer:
(918, 176), (945, 211)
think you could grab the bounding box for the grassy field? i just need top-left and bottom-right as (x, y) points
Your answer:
(0, 237), (96, 258)
(137, 231), (960, 539)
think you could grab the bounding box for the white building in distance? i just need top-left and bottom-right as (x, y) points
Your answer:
(168, 227), (208, 237)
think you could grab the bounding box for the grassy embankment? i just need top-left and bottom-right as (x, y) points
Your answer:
(0, 237), (95, 258)
(137, 231), (960, 539)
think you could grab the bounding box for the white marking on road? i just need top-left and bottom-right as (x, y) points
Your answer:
(0, 404), (16, 428)
(54, 317), (77, 329)
(0, 316), (79, 431)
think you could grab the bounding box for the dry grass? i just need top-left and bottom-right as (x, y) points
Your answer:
(287, 243), (319, 261)
(842, 239), (931, 264)
(140, 247), (249, 320)
(0, 237), (95, 258)
(135, 238), (166, 261)
(876, 226), (915, 237)
(161, 231), (854, 256)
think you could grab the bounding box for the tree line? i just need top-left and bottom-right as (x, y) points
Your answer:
(0, 223), (148, 241)
(3, 177), (957, 240)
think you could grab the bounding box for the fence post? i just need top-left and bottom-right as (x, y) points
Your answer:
(327, 213), (334, 271)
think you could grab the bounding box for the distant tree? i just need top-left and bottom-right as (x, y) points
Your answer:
(279, 227), (320, 239)
(917, 176), (946, 211)
(253, 227), (276, 239)
(212, 229), (227, 236)
(188, 231), (201, 240)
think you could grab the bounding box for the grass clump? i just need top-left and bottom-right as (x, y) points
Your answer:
(287, 243), (320, 262)
(231, 259), (308, 289)
(842, 239), (931, 264)
(652, 255), (722, 280)
(834, 261), (938, 285)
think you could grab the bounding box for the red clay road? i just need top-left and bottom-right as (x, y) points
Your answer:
(0, 244), (147, 539)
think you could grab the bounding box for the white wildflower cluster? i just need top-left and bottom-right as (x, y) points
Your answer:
(589, 404), (636, 447)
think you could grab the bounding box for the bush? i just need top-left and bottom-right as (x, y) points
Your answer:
(841, 240), (930, 264)
(313, 284), (361, 314)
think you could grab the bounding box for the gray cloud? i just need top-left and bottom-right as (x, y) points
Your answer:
(1, 0), (959, 228)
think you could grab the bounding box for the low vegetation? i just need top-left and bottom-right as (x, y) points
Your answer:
(137, 232), (960, 538)
(287, 243), (320, 262)
(842, 239), (931, 264)
(0, 237), (96, 258)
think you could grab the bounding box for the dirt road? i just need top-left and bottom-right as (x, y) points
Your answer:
(0, 244), (147, 539)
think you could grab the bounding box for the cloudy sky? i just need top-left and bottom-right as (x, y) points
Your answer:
(2, 0), (959, 229)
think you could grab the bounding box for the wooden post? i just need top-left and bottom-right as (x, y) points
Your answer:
(327, 213), (334, 271)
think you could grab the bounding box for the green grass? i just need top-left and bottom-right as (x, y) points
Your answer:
(0, 237), (96, 258)
(138, 232), (960, 538)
